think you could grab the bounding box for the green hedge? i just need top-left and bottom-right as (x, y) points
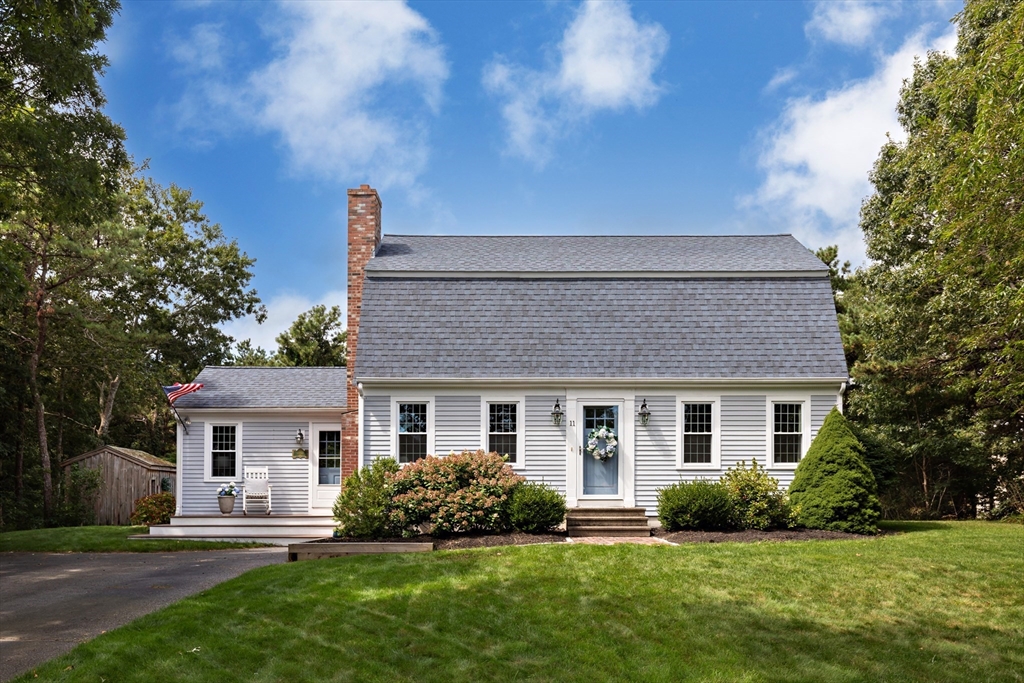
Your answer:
(657, 480), (734, 531)
(509, 482), (566, 533)
(789, 408), (880, 534)
(333, 457), (400, 539)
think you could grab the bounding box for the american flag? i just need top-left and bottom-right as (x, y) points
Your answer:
(163, 382), (203, 404)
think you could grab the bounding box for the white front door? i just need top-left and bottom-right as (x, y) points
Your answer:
(312, 423), (342, 508)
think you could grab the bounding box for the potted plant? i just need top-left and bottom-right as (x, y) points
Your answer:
(217, 482), (239, 514)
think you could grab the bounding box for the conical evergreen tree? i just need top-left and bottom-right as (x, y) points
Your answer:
(789, 408), (881, 534)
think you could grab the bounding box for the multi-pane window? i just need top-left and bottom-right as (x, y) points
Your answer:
(211, 425), (236, 477)
(398, 403), (428, 463)
(318, 430), (341, 484)
(683, 403), (713, 464)
(488, 403), (518, 463)
(773, 403), (803, 464)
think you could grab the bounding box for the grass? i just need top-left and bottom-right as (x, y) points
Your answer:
(14, 521), (1024, 682)
(0, 525), (271, 553)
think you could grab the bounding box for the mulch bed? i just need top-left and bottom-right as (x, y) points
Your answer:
(653, 528), (874, 544)
(309, 530), (568, 550)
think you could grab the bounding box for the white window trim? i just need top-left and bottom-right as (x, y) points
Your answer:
(676, 397), (721, 469)
(391, 398), (434, 464)
(480, 396), (527, 470)
(766, 396), (811, 469)
(203, 421), (243, 483)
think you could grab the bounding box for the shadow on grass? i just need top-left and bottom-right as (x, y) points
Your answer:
(879, 520), (953, 533)
(21, 540), (1022, 683)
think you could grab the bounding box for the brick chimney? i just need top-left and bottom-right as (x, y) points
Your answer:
(343, 184), (381, 479)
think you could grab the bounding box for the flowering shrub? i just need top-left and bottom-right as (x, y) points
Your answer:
(389, 450), (525, 536)
(131, 493), (175, 526)
(720, 460), (794, 530)
(217, 482), (239, 497)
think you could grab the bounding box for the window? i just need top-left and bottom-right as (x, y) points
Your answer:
(488, 403), (518, 463)
(683, 403), (713, 464)
(318, 430), (341, 484)
(398, 403), (428, 463)
(773, 403), (803, 464)
(211, 425), (236, 477)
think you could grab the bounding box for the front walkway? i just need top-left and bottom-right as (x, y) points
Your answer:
(0, 548), (285, 681)
(566, 536), (675, 546)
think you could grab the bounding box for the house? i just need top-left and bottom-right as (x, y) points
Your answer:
(61, 446), (176, 525)
(151, 184), (847, 543)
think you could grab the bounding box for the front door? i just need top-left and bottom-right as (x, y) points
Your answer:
(312, 423), (342, 508)
(581, 405), (620, 497)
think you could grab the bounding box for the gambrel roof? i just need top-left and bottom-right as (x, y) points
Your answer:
(355, 234), (847, 382)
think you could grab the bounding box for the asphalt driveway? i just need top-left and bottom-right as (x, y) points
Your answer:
(0, 548), (286, 681)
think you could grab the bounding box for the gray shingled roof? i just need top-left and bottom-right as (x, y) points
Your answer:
(174, 367), (348, 409)
(366, 235), (829, 274)
(355, 277), (847, 380)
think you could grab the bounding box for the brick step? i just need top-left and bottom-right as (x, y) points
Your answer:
(567, 507), (646, 516)
(567, 516), (649, 527)
(568, 526), (652, 538)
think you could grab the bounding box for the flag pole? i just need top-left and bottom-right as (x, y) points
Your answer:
(159, 381), (194, 435)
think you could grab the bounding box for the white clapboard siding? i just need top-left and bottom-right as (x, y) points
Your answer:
(520, 395), (567, 494)
(242, 422), (309, 514)
(180, 421), (219, 515)
(363, 395), (391, 465)
(722, 395), (768, 470)
(811, 395), (838, 439)
(435, 395), (482, 454)
(635, 395), (690, 514)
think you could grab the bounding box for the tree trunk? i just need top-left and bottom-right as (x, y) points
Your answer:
(96, 374), (120, 439)
(15, 398), (24, 501)
(28, 285), (53, 520)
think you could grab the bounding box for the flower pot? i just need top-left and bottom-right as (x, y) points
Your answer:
(218, 495), (236, 514)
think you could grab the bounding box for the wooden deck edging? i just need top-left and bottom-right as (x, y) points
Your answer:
(287, 541), (434, 562)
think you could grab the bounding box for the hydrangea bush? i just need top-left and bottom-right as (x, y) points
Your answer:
(388, 450), (524, 536)
(130, 492), (175, 526)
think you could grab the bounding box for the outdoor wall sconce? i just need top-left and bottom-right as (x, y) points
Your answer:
(638, 399), (651, 426)
(551, 399), (564, 426)
(296, 429), (305, 445)
(183, 416), (191, 427)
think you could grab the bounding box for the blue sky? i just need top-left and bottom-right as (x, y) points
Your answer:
(100, 0), (960, 349)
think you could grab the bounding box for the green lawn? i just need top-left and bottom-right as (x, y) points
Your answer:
(15, 521), (1024, 682)
(0, 526), (270, 553)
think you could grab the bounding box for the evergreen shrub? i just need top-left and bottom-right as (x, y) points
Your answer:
(333, 457), (400, 539)
(657, 480), (734, 531)
(721, 460), (792, 530)
(130, 492), (175, 526)
(389, 450), (524, 536)
(789, 408), (881, 534)
(509, 482), (566, 533)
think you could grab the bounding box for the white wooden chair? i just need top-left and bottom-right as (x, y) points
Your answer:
(242, 466), (272, 515)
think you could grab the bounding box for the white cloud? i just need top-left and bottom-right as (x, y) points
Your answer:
(169, 23), (226, 71)
(764, 66), (799, 93)
(483, 0), (668, 166)
(222, 290), (347, 352)
(748, 27), (957, 265)
(171, 1), (448, 188)
(805, 1), (895, 47)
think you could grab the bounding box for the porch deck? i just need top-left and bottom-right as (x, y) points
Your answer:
(144, 514), (335, 545)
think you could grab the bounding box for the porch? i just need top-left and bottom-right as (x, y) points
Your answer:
(144, 514), (335, 545)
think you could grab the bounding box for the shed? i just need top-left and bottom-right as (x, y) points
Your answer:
(61, 446), (177, 525)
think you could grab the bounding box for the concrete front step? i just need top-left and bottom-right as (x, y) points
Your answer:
(569, 526), (652, 537)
